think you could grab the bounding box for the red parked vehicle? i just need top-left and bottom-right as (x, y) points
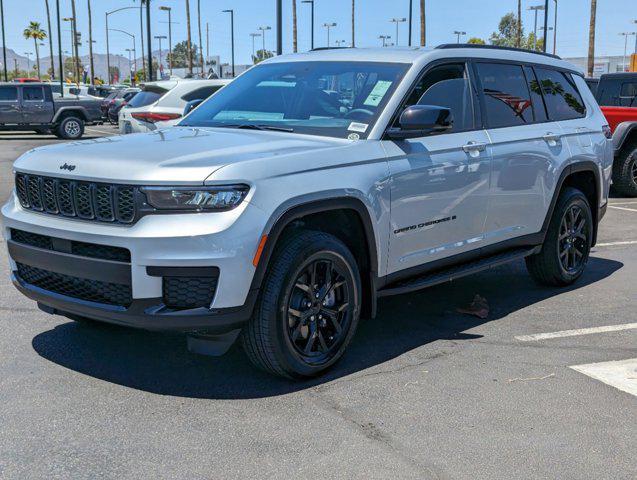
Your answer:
(12, 77), (41, 83)
(588, 73), (637, 196)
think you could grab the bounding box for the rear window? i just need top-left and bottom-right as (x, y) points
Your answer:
(476, 63), (534, 128)
(620, 82), (637, 106)
(182, 86), (223, 102)
(127, 91), (162, 108)
(534, 68), (586, 120)
(0, 86), (17, 101)
(23, 86), (44, 101)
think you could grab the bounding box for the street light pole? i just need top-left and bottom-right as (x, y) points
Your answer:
(159, 6), (172, 76)
(323, 22), (336, 47)
(454, 30), (466, 43)
(222, 9), (234, 77)
(553, 0), (558, 55)
(276, 0), (282, 55)
(258, 26), (271, 58)
(302, 0), (314, 50)
(106, 7), (140, 85)
(378, 35), (391, 47)
(390, 18), (406, 46)
(0, 0), (7, 81)
(542, 0), (549, 52)
(407, 0), (413, 47)
(528, 5), (545, 50)
(250, 33), (261, 62)
(155, 35), (166, 78)
(620, 32), (636, 72)
(125, 48), (133, 84)
(145, 0), (152, 81)
(56, 0), (63, 93)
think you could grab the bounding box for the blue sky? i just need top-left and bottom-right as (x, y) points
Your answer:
(2, 0), (637, 64)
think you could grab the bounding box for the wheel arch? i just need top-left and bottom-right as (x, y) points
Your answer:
(250, 196), (380, 320)
(612, 121), (637, 153)
(52, 107), (88, 123)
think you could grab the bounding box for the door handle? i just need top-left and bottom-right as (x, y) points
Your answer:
(462, 141), (487, 153)
(542, 132), (561, 145)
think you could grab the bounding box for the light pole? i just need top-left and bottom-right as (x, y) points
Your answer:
(302, 0), (314, 50)
(528, 5), (545, 50)
(322, 22), (336, 47)
(106, 7), (139, 84)
(335, 40), (346, 47)
(553, 0), (558, 55)
(407, 0), (413, 47)
(125, 48), (133, 84)
(0, 0), (7, 81)
(378, 35), (391, 47)
(276, 0), (282, 55)
(222, 9), (235, 77)
(258, 26), (271, 58)
(250, 33), (261, 62)
(110, 29), (136, 81)
(55, 0), (63, 92)
(454, 30), (466, 43)
(155, 35), (166, 78)
(620, 32), (636, 72)
(24, 52), (32, 72)
(390, 18), (406, 46)
(159, 6), (172, 76)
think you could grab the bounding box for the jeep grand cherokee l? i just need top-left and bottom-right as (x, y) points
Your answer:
(1, 45), (612, 379)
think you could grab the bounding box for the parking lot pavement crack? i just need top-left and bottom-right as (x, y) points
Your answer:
(305, 390), (447, 480)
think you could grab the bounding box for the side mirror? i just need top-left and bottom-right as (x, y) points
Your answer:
(387, 105), (453, 140)
(184, 98), (204, 116)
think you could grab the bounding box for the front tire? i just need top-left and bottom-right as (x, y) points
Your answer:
(242, 230), (361, 379)
(526, 187), (593, 286)
(612, 143), (637, 197)
(56, 116), (85, 140)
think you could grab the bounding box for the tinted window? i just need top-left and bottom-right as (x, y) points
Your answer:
(476, 63), (533, 128)
(535, 68), (586, 120)
(399, 63), (474, 132)
(23, 86), (44, 101)
(182, 61), (408, 139)
(127, 91), (162, 108)
(0, 86), (18, 101)
(619, 82), (637, 106)
(524, 66), (548, 122)
(182, 86), (223, 102)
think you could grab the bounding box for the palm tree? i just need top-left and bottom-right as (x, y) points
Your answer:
(587, 0), (597, 77)
(516, 0), (522, 48)
(420, 0), (426, 46)
(23, 22), (47, 79)
(185, 0), (193, 75)
(87, 0), (95, 85)
(44, 0), (55, 79)
(292, 0), (298, 53)
(351, 0), (355, 47)
(197, 0), (204, 74)
(70, 0), (80, 83)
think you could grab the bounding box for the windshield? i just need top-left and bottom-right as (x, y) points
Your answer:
(180, 61), (409, 139)
(127, 90), (162, 108)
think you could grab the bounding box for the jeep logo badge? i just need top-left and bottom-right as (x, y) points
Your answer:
(59, 163), (76, 171)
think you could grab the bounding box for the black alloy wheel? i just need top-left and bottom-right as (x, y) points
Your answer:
(558, 204), (589, 274)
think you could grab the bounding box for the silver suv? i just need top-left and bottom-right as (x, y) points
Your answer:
(1, 45), (613, 379)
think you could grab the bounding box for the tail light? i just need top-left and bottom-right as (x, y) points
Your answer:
(131, 112), (182, 123)
(602, 125), (612, 139)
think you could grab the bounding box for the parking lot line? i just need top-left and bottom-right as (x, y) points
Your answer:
(596, 240), (637, 247)
(570, 358), (637, 397)
(515, 323), (637, 342)
(608, 205), (637, 213)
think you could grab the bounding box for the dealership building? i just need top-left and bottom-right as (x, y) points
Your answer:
(563, 54), (636, 77)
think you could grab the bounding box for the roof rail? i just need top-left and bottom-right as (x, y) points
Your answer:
(310, 46), (352, 52)
(435, 43), (561, 60)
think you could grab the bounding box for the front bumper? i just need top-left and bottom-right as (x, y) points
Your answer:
(2, 192), (267, 333)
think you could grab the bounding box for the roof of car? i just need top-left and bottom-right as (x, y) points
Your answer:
(599, 72), (637, 80)
(264, 45), (582, 74)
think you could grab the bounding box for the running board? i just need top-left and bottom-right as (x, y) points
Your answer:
(378, 247), (540, 297)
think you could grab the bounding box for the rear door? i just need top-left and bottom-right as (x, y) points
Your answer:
(0, 85), (21, 124)
(21, 86), (54, 124)
(475, 61), (570, 245)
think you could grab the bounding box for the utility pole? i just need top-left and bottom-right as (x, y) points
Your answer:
(302, 0), (314, 50)
(0, 0), (7, 81)
(70, 0), (80, 84)
(222, 9), (234, 77)
(323, 23), (336, 47)
(206, 22), (210, 73)
(408, 0), (412, 47)
(146, 0), (152, 80)
(197, 0), (204, 75)
(88, 0), (95, 84)
(351, 0), (355, 47)
(139, 2), (145, 75)
(185, 0), (193, 75)
(55, 0), (63, 93)
(276, 0), (282, 55)
(420, 0), (426, 46)
(542, 0), (549, 52)
(159, 6), (172, 76)
(390, 18), (406, 46)
(553, 0), (558, 55)
(587, 0), (597, 77)
(45, 0), (55, 79)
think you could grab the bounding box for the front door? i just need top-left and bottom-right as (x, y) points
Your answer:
(384, 62), (491, 275)
(0, 85), (21, 124)
(21, 86), (54, 124)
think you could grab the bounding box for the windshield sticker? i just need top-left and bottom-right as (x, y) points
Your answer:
(348, 122), (369, 133)
(348, 133), (360, 141)
(363, 80), (393, 107)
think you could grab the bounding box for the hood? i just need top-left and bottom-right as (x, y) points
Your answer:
(13, 127), (345, 185)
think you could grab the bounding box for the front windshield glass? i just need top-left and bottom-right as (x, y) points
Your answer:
(180, 61), (409, 139)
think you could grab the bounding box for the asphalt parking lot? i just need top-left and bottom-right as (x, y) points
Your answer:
(0, 128), (635, 479)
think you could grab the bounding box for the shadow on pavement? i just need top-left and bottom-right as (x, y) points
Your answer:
(32, 256), (623, 399)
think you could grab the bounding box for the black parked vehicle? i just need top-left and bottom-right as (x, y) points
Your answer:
(100, 88), (139, 124)
(0, 83), (102, 139)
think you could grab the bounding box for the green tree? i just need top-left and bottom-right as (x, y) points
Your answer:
(252, 49), (274, 65)
(467, 37), (486, 45)
(489, 12), (544, 51)
(64, 56), (83, 81)
(167, 41), (199, 69)
(23, 21), (47, 79)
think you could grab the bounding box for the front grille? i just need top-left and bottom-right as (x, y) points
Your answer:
(15, 173), (139, 224)
(17, 263), (132, 307)
(163, 276), (218, 310)
(10, 228), (131, 263)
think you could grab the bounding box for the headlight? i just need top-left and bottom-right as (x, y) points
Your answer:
(142, 185), (249, 211)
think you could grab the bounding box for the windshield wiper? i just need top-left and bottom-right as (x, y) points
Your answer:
(216, 123), (295, 133)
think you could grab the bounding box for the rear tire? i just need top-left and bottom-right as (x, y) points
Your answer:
(526, 187), (593, 286)
(612, 143), (637, 197)
(56, 116), (84, 140)
(242, 230), (361, 379)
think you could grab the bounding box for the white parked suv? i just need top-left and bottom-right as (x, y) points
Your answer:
(119, 79), (230, 134)
(2, 45), (612, 378)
